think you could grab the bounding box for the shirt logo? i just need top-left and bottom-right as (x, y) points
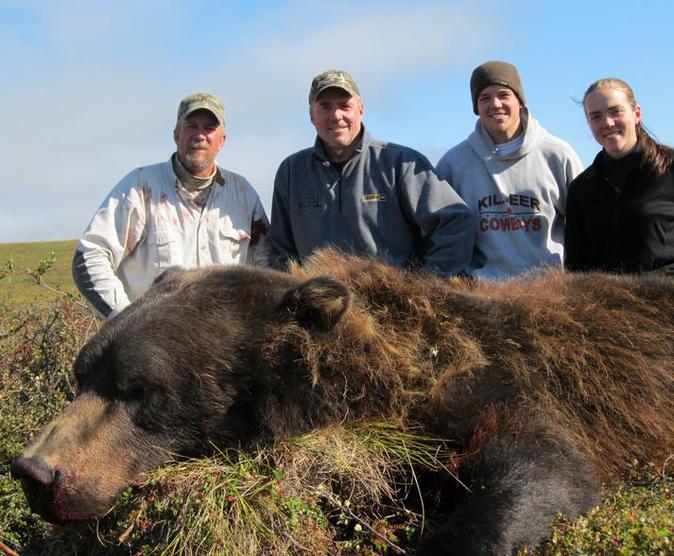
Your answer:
(476, 194), (544, 233)
(299, 195), (322, 209)
(362, 193), (387, 203)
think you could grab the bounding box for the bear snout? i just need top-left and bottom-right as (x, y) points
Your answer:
(10, 454), (75, 523)
(11, 453), (56, 487)
(10, 392), (143, 522)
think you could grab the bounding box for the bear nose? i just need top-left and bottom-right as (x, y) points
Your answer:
(11, 454), (57, 487)
(11, 455), (69, 523)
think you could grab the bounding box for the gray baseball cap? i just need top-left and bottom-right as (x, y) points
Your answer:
(176, 92), (225, 126)
(309, 69), (360, 103)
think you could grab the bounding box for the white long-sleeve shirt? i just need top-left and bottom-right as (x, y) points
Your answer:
(73, 157), (270, 317)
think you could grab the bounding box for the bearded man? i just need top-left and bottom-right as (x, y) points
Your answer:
(73, 93), (269, 318)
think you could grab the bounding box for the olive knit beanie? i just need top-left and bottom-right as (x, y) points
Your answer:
(470, 61), (526, 114)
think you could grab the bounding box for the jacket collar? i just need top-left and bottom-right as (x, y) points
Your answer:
(214, 166), (225, 185)
(582, 146), (644, 183)
(312, 126), (370, 163)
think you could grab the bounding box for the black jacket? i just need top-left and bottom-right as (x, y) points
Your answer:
(564, 150), (674, 274)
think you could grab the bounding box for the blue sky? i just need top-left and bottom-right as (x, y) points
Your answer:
(2, 0), (673, 242)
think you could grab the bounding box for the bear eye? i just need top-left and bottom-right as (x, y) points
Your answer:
(127, 386), (145, 400)
(115, 381), (146, 401)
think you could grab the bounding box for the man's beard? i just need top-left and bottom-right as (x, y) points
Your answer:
(180, 149), (213, 175)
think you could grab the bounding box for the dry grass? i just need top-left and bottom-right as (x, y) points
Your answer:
(28, 423), (456, 554)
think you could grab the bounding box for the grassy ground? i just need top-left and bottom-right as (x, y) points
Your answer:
(0, 240), (79, 305)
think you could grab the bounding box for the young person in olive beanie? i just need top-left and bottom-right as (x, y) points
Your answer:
(437, 61), (583, 280)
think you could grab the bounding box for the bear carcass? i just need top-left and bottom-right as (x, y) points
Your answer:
(11, 251), (674, 553)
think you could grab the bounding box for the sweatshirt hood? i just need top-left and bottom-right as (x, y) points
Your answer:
(468, 107), (543, 161)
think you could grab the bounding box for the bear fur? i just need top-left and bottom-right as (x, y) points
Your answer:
(12, 250), (674, 553)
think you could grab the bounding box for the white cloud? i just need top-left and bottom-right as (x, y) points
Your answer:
(214, 2), (497, 120)
(248, 3), (493, 75)
(0, 1), (497, 242)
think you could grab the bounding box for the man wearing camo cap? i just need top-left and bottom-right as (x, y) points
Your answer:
(268, 69), (475, 274)
(73, 92), (270, 318)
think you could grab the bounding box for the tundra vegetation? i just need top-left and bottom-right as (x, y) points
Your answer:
(0, 246), (672, 555)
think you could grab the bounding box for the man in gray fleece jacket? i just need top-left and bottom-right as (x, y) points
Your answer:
(436, 61), (583, 280)
(268, 69), (475, 275)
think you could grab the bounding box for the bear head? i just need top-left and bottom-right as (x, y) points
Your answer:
(11, 265), (351, 523)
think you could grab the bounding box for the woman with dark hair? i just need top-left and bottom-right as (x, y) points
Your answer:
(565, 78), (674, 274)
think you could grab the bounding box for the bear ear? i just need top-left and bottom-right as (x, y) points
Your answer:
(280, 276), (351, 332)
(150, 266), (186, 291)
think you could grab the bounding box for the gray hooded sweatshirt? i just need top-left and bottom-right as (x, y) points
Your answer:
(436, 111), (583, 280)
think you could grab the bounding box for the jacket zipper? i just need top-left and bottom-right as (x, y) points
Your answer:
(337, 174), (342, 212)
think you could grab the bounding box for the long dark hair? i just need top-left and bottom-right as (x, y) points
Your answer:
(583, 78), (674, 180)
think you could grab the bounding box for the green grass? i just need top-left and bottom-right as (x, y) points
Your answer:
(0, 240), (79, 305)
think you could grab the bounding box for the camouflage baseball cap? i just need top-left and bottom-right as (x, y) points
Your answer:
(176, 92), (225, 126)
(308, 69), (360, 103)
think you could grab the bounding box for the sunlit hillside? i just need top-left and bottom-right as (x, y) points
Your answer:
(0, 240), (79, 305)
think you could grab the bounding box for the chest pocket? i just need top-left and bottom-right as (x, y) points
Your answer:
(147, 229), (180, 269)
(219, 223), (250, 262)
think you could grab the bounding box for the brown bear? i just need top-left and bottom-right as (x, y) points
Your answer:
(11, 251), (674, 554)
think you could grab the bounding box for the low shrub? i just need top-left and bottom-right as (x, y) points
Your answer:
(542, 473), (673, 555)
(0, 298), (97, 549)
